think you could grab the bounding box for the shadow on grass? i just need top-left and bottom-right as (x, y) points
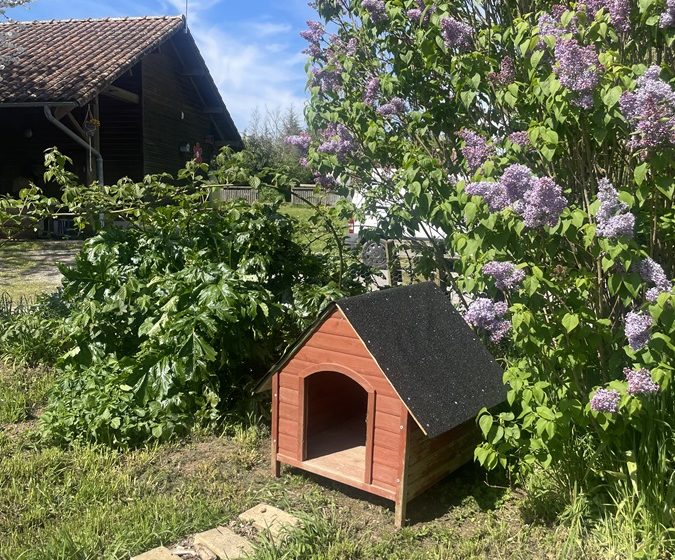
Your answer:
(286, 461), (508, 526)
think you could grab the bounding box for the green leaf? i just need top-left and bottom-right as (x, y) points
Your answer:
(562, 313), (580, 333)
(634, 162), (649, 186)
(479, 414), (494, 437)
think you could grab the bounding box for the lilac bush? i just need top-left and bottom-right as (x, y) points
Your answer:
(624, 367), (659, 395)
(305, 0), (674, 548)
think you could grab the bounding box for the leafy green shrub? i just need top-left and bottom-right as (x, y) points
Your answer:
(40, 199), (367, 447)
(0, 292), (69, 366)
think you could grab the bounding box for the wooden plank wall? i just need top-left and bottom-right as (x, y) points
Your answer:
(141, 44), (214, 176)
(404, 418), (480, 501)
(276, 308), (405, 497)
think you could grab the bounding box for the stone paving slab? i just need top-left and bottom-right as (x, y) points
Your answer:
(193, 526), (253, 560)
(131, 546), (181, 560)
(239, 504), (300, 538)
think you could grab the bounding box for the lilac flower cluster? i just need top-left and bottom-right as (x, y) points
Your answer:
(406, 0), (435, 24)
(619, 65), (675, 152)
(440, 17), (472, 51)
(466, 164), (568, 228)
(553, 38), (602, 108)
(522, 177), (568, 228)
(318, 123), (356, 159)
(661, 0), (675, 27)
(326, 34), (358, 64)
(581, 0), (631, 34)
(489, 56), (516, 86)
(362, 0), (388, 23)
(311, 67), (342, 93)
(590, 389), (621, 413)
(595, 178), (635, 239)
(624, 311), (652, 350)
(285, 132), (312, 152)
(465, 181), (509, 212)
(483, 261), (526, 292)
(300, 21), (324, 58)
(364, 77), (380, 106)
(637, 257), (672, 302)
(458, 129), (493, 171)
(377, 97), (407, 117)
(507, 131), (531, 148)
(314, 173), (337, 190)
(624, 367), (659, 395)
(464, 298), (511, 342)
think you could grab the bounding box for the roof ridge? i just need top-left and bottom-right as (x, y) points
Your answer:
(0, 15), (184, 26)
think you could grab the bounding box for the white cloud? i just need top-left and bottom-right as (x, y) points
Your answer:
(181, 2), (309, 131)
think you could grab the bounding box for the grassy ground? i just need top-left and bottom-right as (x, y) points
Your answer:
(0, 240), (80, 301)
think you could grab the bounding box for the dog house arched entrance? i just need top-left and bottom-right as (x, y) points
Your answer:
(299, 364), (375, 484)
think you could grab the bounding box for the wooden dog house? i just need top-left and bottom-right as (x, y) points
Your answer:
(257, 283), (505, 527)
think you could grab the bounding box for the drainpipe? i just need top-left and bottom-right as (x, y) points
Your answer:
(43, 105), (104, 185)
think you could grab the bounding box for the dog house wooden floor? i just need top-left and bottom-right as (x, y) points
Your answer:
(258, 283), (506, 527)
(303, 372), (368, 483)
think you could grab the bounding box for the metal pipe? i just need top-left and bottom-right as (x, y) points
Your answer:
(43, 105), (104, 185)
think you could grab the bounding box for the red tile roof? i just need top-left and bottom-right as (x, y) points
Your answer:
(0, 16), (185, 105)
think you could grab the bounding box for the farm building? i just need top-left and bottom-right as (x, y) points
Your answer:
(257, 282), (506, 527)
(0, 16), (242, 196)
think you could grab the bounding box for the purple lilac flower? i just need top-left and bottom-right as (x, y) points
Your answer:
(440, 17), (472, 51)
(595, 178), (635, 239)
(625, 311), (652, 350)
(300, 21), (324, 58)
(406, 0), (435, 24)
(464, 298), (511, 342)
(314, 173), (337, 190)
(310, 67), (342, 94)
(318, 123), (356, 160)
(507, 131), (531, 148)
(581, 0), (631, 33)
(661, 0), (675, 27)
(483, 261), (526, 292)
(619, 65), (675, 152)
(554, 38), (602, 108)
(500, 164), (534, 211)
(364, 77), (380, 106)
(624, 367), (659, 395)
(362, 0), (388, 23)
(458, 129), (493, 171)
(637, 257), (672, 302)
(377, 97), (407, 117)
(590, 388), (620, 413)
(521, 177), (568, 228)
(299, 157), (309, 168)
(465, 181), (510, 212)
(285, 132), (311, 151)
(326, 34), (358, 65)
(490, 56), (516, 86)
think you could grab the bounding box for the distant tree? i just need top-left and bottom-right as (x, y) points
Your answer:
(242, 106), (314, 184)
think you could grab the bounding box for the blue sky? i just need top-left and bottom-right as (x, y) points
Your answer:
(11, 0), (315, 131)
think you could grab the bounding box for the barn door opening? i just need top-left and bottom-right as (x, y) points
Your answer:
(302, 371), (372, 483)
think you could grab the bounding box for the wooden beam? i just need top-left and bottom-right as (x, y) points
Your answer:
(101, 85), (140, 104)
(271, 373), (281, 478)
(66, 112), (87, 139)
(53, 106), (73, 121)
(394, 413), (412, 529)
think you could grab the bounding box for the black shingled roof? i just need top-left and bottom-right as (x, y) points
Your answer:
(262, 282), (506, 439)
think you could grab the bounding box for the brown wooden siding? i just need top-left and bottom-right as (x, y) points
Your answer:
(405, 419), (480, 501)
(275, 308), (404, 493)
(141, 43), (215, 176)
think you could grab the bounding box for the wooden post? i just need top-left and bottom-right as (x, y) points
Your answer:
(394, 412), (411, 528)
(271, 373), (281, 477)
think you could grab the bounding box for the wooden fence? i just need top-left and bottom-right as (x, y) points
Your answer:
(211, 185), (342, 207)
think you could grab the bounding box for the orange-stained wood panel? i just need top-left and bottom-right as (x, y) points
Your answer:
(372, 461), (399, 488)
(278, 432), (296, 455)
(278, 404), (297, 421)
(377, 394), (404, 416)
(279, 386), (298, 406)
(375, 409), (403, 434)
(373, 427), (400, 451)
